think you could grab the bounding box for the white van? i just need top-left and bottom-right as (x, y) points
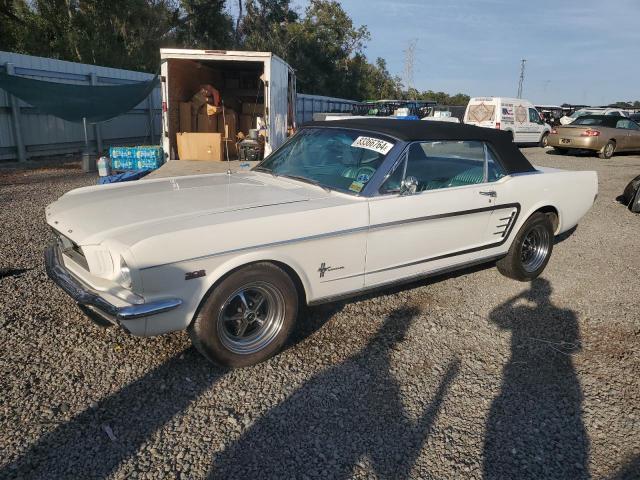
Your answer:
(464, 97), (551, 146)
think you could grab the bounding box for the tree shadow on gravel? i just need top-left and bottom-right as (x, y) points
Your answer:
(483, 278), (589, 479)
(209, 306), (460, 479)
(0, 348), (226, 480)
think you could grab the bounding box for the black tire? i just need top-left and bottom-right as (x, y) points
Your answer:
(539, 132), (550, 148)
(497, 212), (554, 281)
(553, 147), (568, 154)
(598, 140), (615, 159)
(188, 262), (298, 368)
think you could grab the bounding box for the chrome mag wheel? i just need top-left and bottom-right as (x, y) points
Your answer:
(217, 282), (285, 355)
(520, 224), (551, 273)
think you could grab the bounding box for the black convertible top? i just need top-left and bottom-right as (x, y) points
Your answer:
(305, 118), (536, 174)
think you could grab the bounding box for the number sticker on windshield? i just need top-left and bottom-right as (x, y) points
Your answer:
(351, 136), (394, 155)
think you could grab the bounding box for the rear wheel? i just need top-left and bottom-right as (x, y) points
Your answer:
(599, 140), (615, 159)
(497, 212), (554, 281)
(189, 263), (298, 367)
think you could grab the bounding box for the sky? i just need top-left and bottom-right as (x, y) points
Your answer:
(280, 0), (640, 105)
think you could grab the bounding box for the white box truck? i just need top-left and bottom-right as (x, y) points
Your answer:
(160, 49), (296, 161)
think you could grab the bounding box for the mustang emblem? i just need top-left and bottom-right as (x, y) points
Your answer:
(185, 269), (206, 280)
(318, 262), (344, 278)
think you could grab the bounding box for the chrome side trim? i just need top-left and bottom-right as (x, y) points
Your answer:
(141, 225), (370, 271)
(368, 203), (520, 232)
(309, 254), (504, 306)
(141, 203), (521, 271)
(45, 245), (182, 322)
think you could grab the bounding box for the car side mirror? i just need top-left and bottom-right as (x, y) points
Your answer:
(400, 176), (418, 196)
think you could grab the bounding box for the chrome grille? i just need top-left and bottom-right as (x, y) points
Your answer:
(53, 230), (89, 270)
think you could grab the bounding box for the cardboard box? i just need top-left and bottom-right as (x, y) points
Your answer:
(242, 102), (264, 115)
(197, 113), (218, 133)
(179, 102), (194, 132)
(176, 133), (223, 161)
(238, 114), (254, 135)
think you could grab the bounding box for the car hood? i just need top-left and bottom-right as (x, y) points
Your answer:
(46, 172), (328, 245)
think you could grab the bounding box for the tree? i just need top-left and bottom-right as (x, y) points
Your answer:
(259, 0), (373, 98)
(239, 0), (297, 54)
(0, 1), (183, 72)
(0, 0), (35, 55)
(0, 0), (471, 103)
(175, 0), (234, 51)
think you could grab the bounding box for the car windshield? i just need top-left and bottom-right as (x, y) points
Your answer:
(255, 127), (395, 194)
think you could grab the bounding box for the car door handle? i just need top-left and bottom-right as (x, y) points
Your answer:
(479, 190), (497, 197)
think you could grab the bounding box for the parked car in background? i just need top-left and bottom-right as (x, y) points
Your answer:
(45, 119), (597, 368)
(548, 115), (640, 158)
(535, 105), (564, 127)
(629, 112), (640, 123)
(559, 107), (628, 125)
(421, 109), (460, 123)
(464, 97), (551, 146)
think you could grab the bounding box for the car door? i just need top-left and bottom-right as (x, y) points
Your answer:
(514, 104), (528, 142)
(528, 107), (545, 143)
(627, 120), (640, 150)
(365, 140), (517, 287)
(615, 118), (640, 150)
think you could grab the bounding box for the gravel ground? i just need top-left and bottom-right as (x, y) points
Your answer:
(1, 149), (639, 479)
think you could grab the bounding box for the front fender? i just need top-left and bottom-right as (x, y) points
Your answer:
(201, 250), (313, 304)
(138, 251), (312, 336)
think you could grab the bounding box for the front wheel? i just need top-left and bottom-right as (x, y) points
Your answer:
(497, 212), (554, 281)
(189, 263), (298, 367)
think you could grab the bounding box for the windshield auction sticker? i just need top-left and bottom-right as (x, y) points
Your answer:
(351, 136), (394, 155)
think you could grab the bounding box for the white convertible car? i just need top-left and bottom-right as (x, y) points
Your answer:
(45, 119), (598, 367)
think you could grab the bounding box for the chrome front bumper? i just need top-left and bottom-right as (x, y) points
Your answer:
(44, 245), (182, 327)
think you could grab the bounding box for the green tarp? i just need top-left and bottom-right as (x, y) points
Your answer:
(0, 71), (158, 123)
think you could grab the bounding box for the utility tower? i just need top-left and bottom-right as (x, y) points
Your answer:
(403, 39), (417, 100)
(517, 59), (526, 99)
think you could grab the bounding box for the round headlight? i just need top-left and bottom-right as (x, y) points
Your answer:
(117, 257), (132, 289)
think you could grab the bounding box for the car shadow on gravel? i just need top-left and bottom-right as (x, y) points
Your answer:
(290, 262), (496, 350)
(554, 225), (577, 245)
(483, 278), (589, 479)
(209, 306), (460, 479)
(0, 348), (227, 479)
(610, 454), (640, 480)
